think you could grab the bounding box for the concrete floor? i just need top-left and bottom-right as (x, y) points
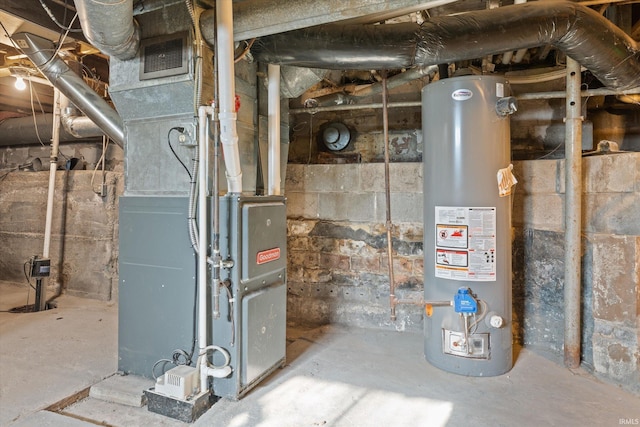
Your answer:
(1, 281), (638, 426)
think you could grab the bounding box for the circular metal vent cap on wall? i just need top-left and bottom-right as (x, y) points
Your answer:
(322, 122), (351, 151)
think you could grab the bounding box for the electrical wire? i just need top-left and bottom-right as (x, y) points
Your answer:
(469, 299), (488, 334)
(23, 261), (37, 291)
(536, 141), (564, 159)
(0, 168), (18, 184)
(151, 358), (175, 380)
(91, 136), (109, 193)
(28, 82), (70, 162)
(168, 127), (193, 180)
(307, 115), (314, 165)
(222, 280), (235, 346)
(152, 348), (196, 379)
(38, 0), (83, 32)
(28, 80), (49, 148)
(0, 21), (22, 53)
(234, 38), (256, 63)
(14, 260), (38, 312)
(39, 12), (79, 70)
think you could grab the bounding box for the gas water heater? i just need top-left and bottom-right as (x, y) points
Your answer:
(422, 75), (516, 376)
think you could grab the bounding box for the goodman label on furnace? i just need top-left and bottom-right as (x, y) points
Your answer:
(435, 206), (496, 281)
(256, 247), (281, 265)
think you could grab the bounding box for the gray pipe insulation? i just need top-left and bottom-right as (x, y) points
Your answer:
(250, 1), (640, 91)
(0, 98), (110, 147)
(0, 115), (87, 147)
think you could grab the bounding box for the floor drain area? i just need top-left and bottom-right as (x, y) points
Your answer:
(8, 302), (56, 313)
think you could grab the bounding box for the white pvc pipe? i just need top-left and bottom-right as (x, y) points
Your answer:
(502, 51), (514, 65)
(39, 88), (62, 311)
(43, 88), (61, 259)
(267, 64), (281, 196)
(513, 47), (528, 64)
(197, 105), (212, 390)
(217, 0), (243, 194)
(504, 0), (528, 64)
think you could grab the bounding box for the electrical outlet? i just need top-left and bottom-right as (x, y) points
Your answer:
(177, 123), (197, 147)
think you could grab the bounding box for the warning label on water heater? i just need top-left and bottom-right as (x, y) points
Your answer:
(435, 206), (496, 281)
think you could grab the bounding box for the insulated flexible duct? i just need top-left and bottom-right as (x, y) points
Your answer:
(0, 113), (104, 146)
(251, 1), (640, 90)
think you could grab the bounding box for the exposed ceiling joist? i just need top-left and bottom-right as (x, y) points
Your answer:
(201, 0), (458, 42)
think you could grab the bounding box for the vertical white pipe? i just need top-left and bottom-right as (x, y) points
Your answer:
(268, 64), (281, 196)
(502, 51), (514, 65)
(43, 88), (61, 259)
(513, 47), (528, 64)
(217, 0), (243, 193)
(197, 105), (211, 389)
(39, 88), (62, 311)
(501, 0), (526, 64)
(564, 57), (583, 369)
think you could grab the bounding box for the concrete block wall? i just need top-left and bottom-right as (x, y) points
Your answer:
(511, 152), (639, 394)
(286, 153), (639, 394)
(0, 170), (123, 301)
(286, 163), (424, 330)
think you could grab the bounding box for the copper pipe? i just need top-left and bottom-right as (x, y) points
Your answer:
(393, 298), (452, 307)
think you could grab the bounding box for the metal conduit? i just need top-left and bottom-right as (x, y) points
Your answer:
(252, 1), (640, 91)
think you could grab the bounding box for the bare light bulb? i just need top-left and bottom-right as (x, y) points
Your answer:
(14, 77), (26, 91)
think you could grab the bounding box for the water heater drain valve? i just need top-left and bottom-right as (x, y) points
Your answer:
(454, 287), (478, 314)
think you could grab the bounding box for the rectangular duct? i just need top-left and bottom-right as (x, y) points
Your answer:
(107, 3), (258, 195)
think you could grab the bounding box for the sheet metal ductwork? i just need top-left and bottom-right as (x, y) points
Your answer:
(73, 0), (140, 60)
(251, 1), (640, 91)
(0, 114), (98, 147)
(12, 32), (125, 147)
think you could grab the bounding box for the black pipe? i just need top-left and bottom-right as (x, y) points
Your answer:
(251, 1), (640, 90)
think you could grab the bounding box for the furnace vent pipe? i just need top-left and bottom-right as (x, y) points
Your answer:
(268, 64), (281, 196)
(73, 0), (140, 60)
(12, 33), (125, 148)
(197, 105), (213, 381)
(251, 1), (640, 91)
(217, 0), (243, 194)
